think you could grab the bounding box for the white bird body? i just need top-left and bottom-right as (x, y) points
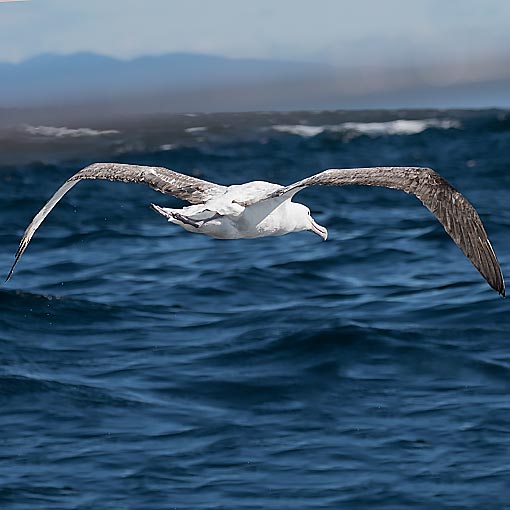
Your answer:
(6, 162), (504, 295)
(152, 180), (327, 240)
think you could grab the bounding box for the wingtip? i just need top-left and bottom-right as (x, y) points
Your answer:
(5, 261), (17, 282)
(6, 250), (23, 284)
(5, 269), (13, 284)
(492, 277), (505, 297)
(496, 267), (505, 297)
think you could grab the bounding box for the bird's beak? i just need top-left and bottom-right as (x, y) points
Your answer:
(310, 218), (328, 241)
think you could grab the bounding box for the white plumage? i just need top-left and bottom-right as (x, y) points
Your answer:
(6, 162), (504, 295)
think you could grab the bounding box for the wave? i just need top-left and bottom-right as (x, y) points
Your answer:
(24, 125), (120, 138)
(271, 118), (460, 138)
(342, 118), (460, 135)
(0, 373), (147, 407)
(185, 126), (207, 134)
(159, 143), (178, 151)
(272, 124), (326, 137)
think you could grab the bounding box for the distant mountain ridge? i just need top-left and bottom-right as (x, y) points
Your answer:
(0, 52), (509, 123)
(0, 52), (328, 108)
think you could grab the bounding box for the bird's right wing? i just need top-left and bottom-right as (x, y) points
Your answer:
(7, 163), (226, 281)
(252, 166), (505, 296)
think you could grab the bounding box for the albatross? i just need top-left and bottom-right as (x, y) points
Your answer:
(6, 163), (505, 296)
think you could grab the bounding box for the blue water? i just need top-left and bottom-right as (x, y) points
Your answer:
(1, 109), (510, 509)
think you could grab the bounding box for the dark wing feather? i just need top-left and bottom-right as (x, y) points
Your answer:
(69, 163), (226, 203)
(6, 163), (226, 281)
(264, 166), (505, 296)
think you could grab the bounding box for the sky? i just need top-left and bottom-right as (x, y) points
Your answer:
(0, 0), (509, 67)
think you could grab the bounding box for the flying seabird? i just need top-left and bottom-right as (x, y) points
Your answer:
(6, 162), (505, 295)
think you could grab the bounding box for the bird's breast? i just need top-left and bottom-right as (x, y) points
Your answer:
(233, 200), (297, 238)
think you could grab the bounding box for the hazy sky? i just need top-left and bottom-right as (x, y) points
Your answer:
(0, 0), (509, 66)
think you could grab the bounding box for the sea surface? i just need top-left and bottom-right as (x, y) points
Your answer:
(1, 109), (510, 509)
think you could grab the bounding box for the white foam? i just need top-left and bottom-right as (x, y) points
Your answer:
(272, 125), (326, 137)
(185, 126), (207, 134)
(271, 119), (460, 138)
(341, 119), (460, 135)
(160, 144), (177, 151)
(24, 125), (120, 138)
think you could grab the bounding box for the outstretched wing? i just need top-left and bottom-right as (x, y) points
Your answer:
(7, 162), (226, 281)
(254, 166), (505, 296)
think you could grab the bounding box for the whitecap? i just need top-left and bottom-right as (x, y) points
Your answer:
(24, 125), (120, 138)
(272, 125), (326, 137)
(271, 119), (460, 138)
(160, 144), (177, 151)
(341, 119), (460, 136)
(185, 126), (207, 134)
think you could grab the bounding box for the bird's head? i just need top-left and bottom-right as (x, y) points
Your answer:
(293, 203), (328, 241)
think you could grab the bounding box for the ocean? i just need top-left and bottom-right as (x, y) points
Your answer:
(1, 109), (509, 509)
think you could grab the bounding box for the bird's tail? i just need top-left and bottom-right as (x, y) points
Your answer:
(150, 204), (202, 228)
(150, 203), (173, 220)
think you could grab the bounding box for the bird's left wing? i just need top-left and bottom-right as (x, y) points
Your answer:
(245, 166), (505, 296)
(7, 163), (226, 281)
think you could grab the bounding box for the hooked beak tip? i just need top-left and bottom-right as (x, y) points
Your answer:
(310, 219), (328, 241)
